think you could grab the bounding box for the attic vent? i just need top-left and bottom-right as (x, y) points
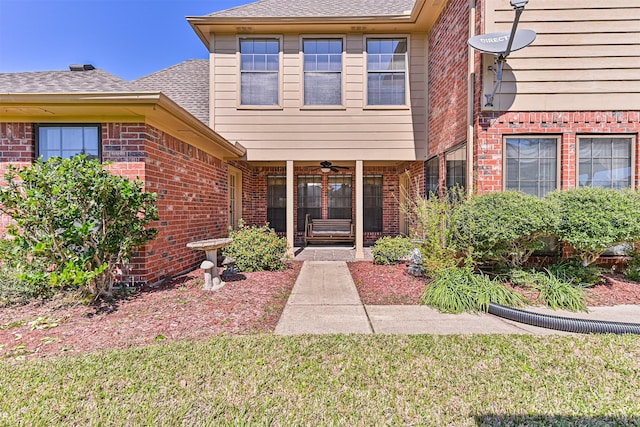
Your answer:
(69, 64), (95, 71)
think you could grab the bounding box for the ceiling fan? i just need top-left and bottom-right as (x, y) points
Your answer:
(319, 161), (350, 173)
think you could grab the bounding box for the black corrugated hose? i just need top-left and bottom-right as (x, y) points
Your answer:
(488, 303), (640, 335)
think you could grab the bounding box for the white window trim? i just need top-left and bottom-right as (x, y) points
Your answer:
(576, 134), (637, 189)
(299, 35), (346, 110)
(363, 34), (411, 110)
(236, 35), (284, 110)
(502, 135), (562, 195)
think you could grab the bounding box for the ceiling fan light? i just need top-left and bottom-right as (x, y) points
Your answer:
(321, 167), (332, 173)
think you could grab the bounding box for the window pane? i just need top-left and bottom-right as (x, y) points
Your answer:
(297, 175), (322, 231)
(578, 137), (632, 189)
(39, 125), (100, 161)
(267, 176), (286, 232)
(364, 175), (383, 232)
(240, 39), (279, 105)
(367, 73), (405, 105)
(328, 175), (352, 219)
(425, 157), (439, 196)
(304, 72), (341, 105)
(505, 138), (557, 197)
(367, 38), (407, 106)
(303, 39), (342, 106)
(241, 72), (278, 105)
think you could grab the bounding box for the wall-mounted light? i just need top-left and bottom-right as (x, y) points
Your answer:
(510, 0), (529, 9)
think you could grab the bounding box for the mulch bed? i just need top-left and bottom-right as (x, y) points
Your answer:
(349, 261), (640, 307)
(0, 262), (301, 359)
(2, 260), (640, 359)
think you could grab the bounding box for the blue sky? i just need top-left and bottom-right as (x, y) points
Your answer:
(0, 0), (254, 80)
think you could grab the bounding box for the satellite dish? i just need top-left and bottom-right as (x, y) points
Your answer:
(468, 29), (536, 55)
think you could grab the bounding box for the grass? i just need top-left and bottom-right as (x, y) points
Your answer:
(1, 335), (639, 425)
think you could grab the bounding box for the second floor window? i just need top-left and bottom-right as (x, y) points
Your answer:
(303, 39), (342, 106)
(37, 124), (100, 161)
(240, 38), (279, 106)
(367, 38), (407, 106)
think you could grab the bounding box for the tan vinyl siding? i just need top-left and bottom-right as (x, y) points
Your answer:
(210, 33), (427, 161)
(482, 0), (640, 111)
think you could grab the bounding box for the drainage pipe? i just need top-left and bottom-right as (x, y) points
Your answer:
(488, 303), (640, 335)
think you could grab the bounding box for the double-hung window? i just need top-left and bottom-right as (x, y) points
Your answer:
(303, 39), (343, 106)
(367, 38), (407, 106)
(36, 124), (100, 161)
(505, 137), (558, 197)
(578, 136), (634, 189)
(240, 38), (280, 106)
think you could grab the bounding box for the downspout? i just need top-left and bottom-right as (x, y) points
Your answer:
(466, 0), (476, 196)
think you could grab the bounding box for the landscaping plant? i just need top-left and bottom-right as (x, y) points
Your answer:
(451, 191), (557, 268)
(0, 156), (158, 299)
(421, 266), (525, 313)
(222, 220), (288, 272)
(547, 187), (640, 267)
(400, 182), (463, 275)
(371, 236), (414, 265)
(510, 268), (587, 312)
(624, 244), (640, 282)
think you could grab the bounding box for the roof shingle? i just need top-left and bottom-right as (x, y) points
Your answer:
(0, 69), (137, 93)
(134, 59), (209, 126)
(207, 0), (417, 18)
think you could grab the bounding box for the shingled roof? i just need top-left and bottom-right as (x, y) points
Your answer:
(208, 0), (417, 18)
(134, 59), (209, 126)
(0, 68), (137, 93)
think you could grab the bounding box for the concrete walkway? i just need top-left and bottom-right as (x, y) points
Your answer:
(276, 260), (640, 335)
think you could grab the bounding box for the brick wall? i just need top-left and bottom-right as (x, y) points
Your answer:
(0, 121), (230, 285)
(475, 111), (640, 194)
(142, 125), (229, 284)
(428, 0), (470, 157)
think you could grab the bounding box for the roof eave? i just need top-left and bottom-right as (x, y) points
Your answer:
(0, 92), (245, 160)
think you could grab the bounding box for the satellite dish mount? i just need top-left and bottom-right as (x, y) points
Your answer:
(467, 0), (536, 107)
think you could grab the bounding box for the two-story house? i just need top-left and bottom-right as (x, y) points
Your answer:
(1, 0), (639, 284)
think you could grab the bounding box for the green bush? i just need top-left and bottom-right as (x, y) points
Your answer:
(0, 156), (158, 299)
(371, 236), (414, 265)
(547, 187), (640, 267)
(510, 269), (586, 312)
(451, 191), (557, 268)
(401, 184), (463, 275)
(625, 244), (640, 282)
(421, 266), (525, 313)
(222, 221), (288, 272)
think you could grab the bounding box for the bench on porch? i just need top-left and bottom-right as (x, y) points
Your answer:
(304, 214), (355, 246)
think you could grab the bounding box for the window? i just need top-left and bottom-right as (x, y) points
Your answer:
(364, 175), (383, 232)
(297, 175), (321, 231)
(328, 175), (352, 219)
(267, 176), (287, 232)
(36, 124), (100, 161)
(367, 38), (407, 106)
(240, 38), (279, 106)
(303, 39), (342, 106)
(446, 146), (466, 190)
(425, 157), (440, 196)
(578, 136), (633, 189)
(505, 137), (557, 197)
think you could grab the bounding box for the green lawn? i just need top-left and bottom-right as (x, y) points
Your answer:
(1, 335), (639, 426)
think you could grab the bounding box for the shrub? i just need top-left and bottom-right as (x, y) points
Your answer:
(547, 187), (640, 267)
(421, 266), (525, 313)
(510, 269), (586, 312)
(625, 244), (640, 282)
(0, 156), (158, 299)
(451, 191), (557, 268)
(401, 183), (463, 275)
(222, 221), (288, 272)
(371, 236), (414, 265)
